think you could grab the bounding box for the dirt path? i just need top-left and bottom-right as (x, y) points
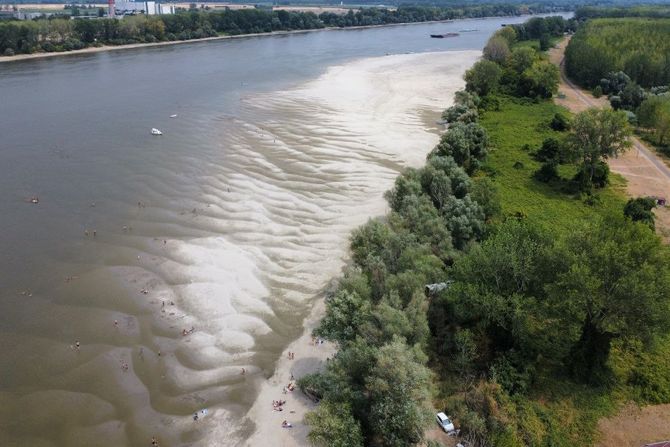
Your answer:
(549, 37), (670, 241)
(595, 402), (670, 447)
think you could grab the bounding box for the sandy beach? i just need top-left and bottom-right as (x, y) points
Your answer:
(241, 50), (481, 447)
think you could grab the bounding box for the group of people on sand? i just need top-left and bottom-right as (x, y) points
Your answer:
(272, 399), (287, 411)
(287, 351), (295, 360)
(181, 327), (195, 336)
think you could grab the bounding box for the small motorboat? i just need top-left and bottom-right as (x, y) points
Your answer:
(169, 114), (178, 118)
(459, 28), (479, 32)
(151, 128), (163, 136)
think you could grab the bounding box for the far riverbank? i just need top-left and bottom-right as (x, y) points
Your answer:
(0, 13), (565, 64)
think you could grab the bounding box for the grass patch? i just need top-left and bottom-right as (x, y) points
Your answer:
(479, 96), (627, 233)
(447, 95), (670, 446)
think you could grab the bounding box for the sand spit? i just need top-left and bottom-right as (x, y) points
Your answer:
(243, 50), (480, 447)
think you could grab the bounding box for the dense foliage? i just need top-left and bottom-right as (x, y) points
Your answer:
(565, 18), (670, 88)
(0, 3), (560, 56)
(302, 14), (670, 447)
(575, 5), (670, 20)
(464, 16), (568, 100)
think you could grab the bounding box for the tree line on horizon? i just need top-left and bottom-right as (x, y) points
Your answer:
(0, 3), (562, 56)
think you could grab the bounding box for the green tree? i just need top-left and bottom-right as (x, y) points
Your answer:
(442, 195), (485, 249)
(510, 46), (537, 74)
(483, 35), (510, 65)
(471, 177), (501, 221)
(639, 96), (670, 146)
(464, 60), (502, 96)
(306, 402), (364, 447)
(624, 197), (657, 229)
(520, 61), (559, 98)
(496, 26), (517, 46)
(366, 338), (433, 447)
(539, 33), (551, 51)
(431, 123), (489, 175)
(549, 216), (670, 382)
(566, 108), (632, 189)
(315, 291), (372, 345)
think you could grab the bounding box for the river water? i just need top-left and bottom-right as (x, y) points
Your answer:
(0, 15), (560, 446)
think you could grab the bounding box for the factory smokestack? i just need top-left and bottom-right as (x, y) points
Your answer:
(108, 0), (115, 17)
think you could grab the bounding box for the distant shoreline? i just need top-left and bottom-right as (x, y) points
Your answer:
(0, 20), (453, 63)
(0, 14), (551, 63)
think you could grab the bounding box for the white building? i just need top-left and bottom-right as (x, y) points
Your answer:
(115, 1), (174, 15)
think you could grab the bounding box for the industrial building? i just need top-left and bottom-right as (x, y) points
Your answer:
(110, 1), (175, 16)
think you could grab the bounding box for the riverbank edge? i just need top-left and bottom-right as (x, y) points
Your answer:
(0, 13), (555, 64)
(242, 50), (481, 446)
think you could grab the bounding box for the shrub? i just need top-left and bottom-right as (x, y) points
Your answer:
(465, 59), (502, 97)
(623, 196), (657, 229)
(573, 160), (610, 191)
(550, 112), (570, 131)
(535, 137), (563, 162)
(534, 161), (559, 182)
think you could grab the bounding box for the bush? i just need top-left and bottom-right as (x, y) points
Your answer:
(3, 48), (14, 56)
(431, 122), (490, 175)
(550, 112), (570, 131)
(534, 161), (559, 182)
(535, 137), (563, 162)
(442, 104), (478, 124)
(465, 59), (502, 97)
(539, 33), (551, 51)
(592, 85), (603, 97)
(573, 160), (610, 191)
(623, 196), (657, 229)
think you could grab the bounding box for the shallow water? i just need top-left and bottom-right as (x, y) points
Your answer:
(0, 15), (565, 446)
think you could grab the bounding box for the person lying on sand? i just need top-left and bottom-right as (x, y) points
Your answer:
(282, 420), (292, 428)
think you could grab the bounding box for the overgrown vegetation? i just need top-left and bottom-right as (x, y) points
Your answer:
(0, 3), (559, 56)
(300, 14), (670, 447)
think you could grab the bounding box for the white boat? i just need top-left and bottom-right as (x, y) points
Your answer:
(169, 114), (177, 118)
(151, 128), (163, 135)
